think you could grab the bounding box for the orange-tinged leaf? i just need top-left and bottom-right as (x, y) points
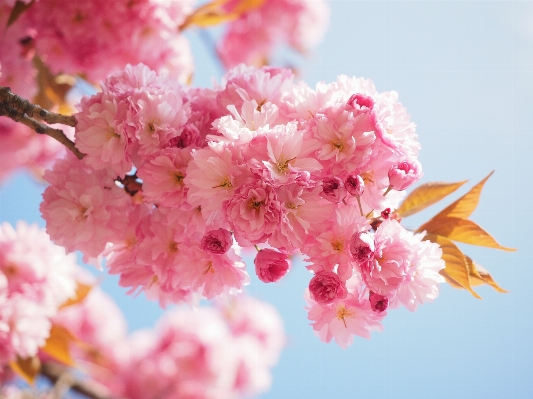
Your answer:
(179, 0), (265, 30)
(466, 256), (508, 293)
(432, 171), (494, 220)
(232, 0), (266, 14)
(32, 57), (75, 111)
(419, 217), (516, 252)
(180, 0), (234, 30)
(40, 324), (77, 367)
(425, 234), (481, 298)
(9, 356), (40, 385)
(6, 0), (35, 28)
(397, 180), (468, 217)
(60, 282), (92, 309)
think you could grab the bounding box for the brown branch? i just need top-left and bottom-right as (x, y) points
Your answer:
(0, 85), (84, 159)
(116, 173), (143, 196)
(40, 361), (124, 399)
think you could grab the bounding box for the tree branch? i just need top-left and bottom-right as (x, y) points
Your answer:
(40, 361), (123, 399)
(0, 85), (84, 159)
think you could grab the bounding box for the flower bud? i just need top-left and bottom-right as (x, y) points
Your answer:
(381, 208), (391, 219)
(321, 176), (347, 203)
(345, 174), (364, 197)
(347, 93), (374, 110)
(309, 271), (348, 305)
(388, 159), (422, 191)
(349, 231), (375, 264)
(200, 229), (233, 254)
(369, 291), (388, 313)
(254, 249), (290, 283)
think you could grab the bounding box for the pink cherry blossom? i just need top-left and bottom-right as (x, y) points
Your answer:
(360, 219), (416, 296)
(388, 158), (423, 191)
(320, 176), (347, 203)
(369, 291), (389, 313)
(200, 229), (233, 254)
(345, 174), (365, 197)
(224, 177), (282, 246)
(254, 249), (290, 283)
(308, 271), (348, 305)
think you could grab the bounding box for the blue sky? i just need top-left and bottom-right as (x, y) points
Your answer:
(1, 1), (532, 398)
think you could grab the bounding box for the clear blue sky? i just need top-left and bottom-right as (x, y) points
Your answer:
(1, 2), (532, 398)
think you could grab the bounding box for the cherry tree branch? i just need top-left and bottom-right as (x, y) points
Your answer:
(0, 85), (84, 159)
(41, 361), (123, 399)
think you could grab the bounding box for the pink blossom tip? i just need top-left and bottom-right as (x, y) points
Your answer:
(349, 232), (375, 265)
(200, 229), (233, 254)
(347, 93), (375, 110)
(308, 271), (348, 305)
(345, 174), (364, 197)
(369, 291), (388, 313)
(388, 159), (422, 191)
(321, 176), (347, 203)
(254, 249), (290, 283)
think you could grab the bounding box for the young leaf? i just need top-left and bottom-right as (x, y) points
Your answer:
(425, 234), (481, 299)
(6, 0), (35, 28)
(396, 180), (467, 217)
(431, 171), (494, 220)
(9, 356), (41, 385)
(40, 324), (77, 367)
(32, 57), (75, 111)
(180, 0), (265, 30)
(59, 282), (92, 309)
(465, 256), (507, 293)
(418, 217), (516, 252)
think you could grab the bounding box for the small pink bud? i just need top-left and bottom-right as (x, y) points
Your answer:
(254, 249), (290, 283)
(388, 159), (422, 191)
(345, 174), (364, 197)
(349, 231), (375, 264)
(321, 176), (347, 203)
(200, 229), (233, 254)
(369, 291), (388, 313)
(381, 208), (391, 219)
(309, 271), (348, 305)
(347, 93), (374, 110)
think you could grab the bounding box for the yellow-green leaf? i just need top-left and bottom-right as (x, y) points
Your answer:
(232, 0), (266, 14)
(396, 180), (468, 217)
(425, 234), (481, 298)
(6, 0), (35, 28)
(40, 324), (77, 367)
(419, 217), (516, 252)
(466, 256), (507, 293)
(9, 356), (41, 385)
(431, 171), (494, 220)
(60, 282), (92, 309)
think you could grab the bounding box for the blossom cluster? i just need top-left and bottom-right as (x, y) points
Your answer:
(0, 221), (285, 398)
(217, 0), (329, 68)
(0, 221), (77, 365)
(41, 63), (445, 347)
(53, 287), (285, 399)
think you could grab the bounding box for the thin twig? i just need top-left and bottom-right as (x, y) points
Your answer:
(40, 362), (123, 399)
(19, 114), (84, 159)
(0, 85), (84, 159)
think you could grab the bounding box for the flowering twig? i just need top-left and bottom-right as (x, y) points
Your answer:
(41, 361), (122, 399)
(0, 85), (84, 159)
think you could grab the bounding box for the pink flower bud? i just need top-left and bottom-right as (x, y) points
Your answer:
(200, 229), (233, 254)
(349, 231), (375, 264)
(347, 93), (374, 110)
(369, 291), (388, 313)
(308, 271), (348, 305)
(381, 208), (391, 219)
(254, 249), (290, 283)
(321, 176), (347, 203)
(388, 159), (422, 191)
(345, 174), (364, 197)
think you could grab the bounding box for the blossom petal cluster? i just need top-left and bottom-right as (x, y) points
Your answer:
(41, 63), (445, 347)
(0, 222), (76, 365)
(52, 290), (285, 399)
(217, 0), (329, 69)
